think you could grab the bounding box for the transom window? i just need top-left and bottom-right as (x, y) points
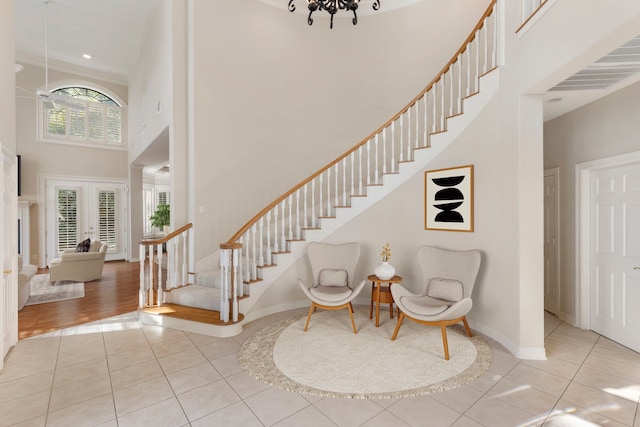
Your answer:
(39, 86), (126, 149)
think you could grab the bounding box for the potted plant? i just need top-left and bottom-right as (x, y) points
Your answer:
(149, 204), (170, 234)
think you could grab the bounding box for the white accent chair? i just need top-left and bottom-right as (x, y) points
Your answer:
(298, 242), (366, 334)
(391, 245), (481, 360)
(49, 240), (108, 283)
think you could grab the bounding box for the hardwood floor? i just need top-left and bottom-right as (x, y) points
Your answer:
(18, 261), (140, 340)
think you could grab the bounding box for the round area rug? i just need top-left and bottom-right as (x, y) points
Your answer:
(239, 310), (491, 399)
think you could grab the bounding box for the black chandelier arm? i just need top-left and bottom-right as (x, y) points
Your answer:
(289, 0), (379, 28)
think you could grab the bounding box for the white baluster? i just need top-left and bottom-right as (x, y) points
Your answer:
(440, 77), (446, 131)
(273, 207), (279, 253)
(220, 249), (229, 323)
(295, 189), (301, 239)
(302, 184), (309, 228)
(333, 163), (340, 207)
(482, 22), (488, 73)
(375, 134), (379, 184)
(288, 194), (293, 240)
(232, 248), (239, 322)
(424, 92), (429, 147)
(157, 244), (163, 305)
(342, 158), (347, 206)
(148, 245), (155, 306)
(280, 201), (286, 251)
(237, 244), (244, 297)
(401, 109), (406, 163)
(492, 7), (497, 68)
(414, 101), (419, 150)
(327, 166), (332, 215)
(449, 66), (454, 117)
(457, 59), (462, 115)
(266, 212), (272, 265)
(474, 37), (479, 92)
(358, 146), (363, 194)
(309, 182), (314, 227)
(242, 235), (249, 281)
(350, 151), (355, 198)
(317, 175), (322, 218)
(182, 233), (187, 285)
(139, 244), (145, 308)
(366, 141), (371, 186)
(251, 223), (257, 280)
(258, 217), (265, 267)
(382, 127), (387, 175)
(390, 120), (395, 172)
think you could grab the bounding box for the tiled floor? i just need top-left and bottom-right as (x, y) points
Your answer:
(1, 309), (639, 427)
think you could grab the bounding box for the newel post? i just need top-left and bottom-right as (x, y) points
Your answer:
(220, 242), (243, 323)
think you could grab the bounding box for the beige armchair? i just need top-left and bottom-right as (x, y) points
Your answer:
(49, 240), (107, 283)
(298, 242), (366, 334)
(391, 245), (481, 360)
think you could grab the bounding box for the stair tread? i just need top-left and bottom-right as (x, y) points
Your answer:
(140, 303), (244, 325)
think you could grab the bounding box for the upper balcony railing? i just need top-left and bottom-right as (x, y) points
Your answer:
(518, 0), (551, 32)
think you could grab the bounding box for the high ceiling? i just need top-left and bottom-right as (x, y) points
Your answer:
(13, 0), (640, 121)
(14, 0), (158, 85)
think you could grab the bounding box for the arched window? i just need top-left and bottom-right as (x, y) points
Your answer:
(39, 85), (126, 149)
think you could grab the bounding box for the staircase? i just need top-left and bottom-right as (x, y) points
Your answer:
(139, 0), (499, 336)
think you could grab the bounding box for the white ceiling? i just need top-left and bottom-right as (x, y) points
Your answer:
(14, 0), (158, 85)
(13, 0), (640, 121)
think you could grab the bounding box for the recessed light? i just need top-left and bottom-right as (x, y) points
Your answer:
(546, 97), (562, 103)
(82, 54), (91, 59)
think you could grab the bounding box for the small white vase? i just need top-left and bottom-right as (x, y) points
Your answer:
(374, 261), (396, 280)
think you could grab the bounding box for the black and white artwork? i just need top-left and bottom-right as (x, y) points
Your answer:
(425, 165), (474, 232)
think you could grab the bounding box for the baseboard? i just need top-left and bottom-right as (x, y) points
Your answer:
(470, 321), (547, 360)
(557, 311), (576, 327)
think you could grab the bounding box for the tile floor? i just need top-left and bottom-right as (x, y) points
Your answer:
(1, 309), (639, 427)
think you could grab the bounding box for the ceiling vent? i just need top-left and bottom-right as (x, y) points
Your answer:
(549, 35), (640, 91)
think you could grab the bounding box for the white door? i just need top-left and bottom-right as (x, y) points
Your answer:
(1, 148), (18, 366)
(590, 163), (640, 352)
(45, 179), (127, 265)
(544, 169), (560, 314)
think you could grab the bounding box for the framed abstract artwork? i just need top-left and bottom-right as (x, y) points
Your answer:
(424, 165), (474, 232)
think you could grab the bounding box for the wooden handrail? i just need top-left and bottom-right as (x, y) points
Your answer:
(141, 223), (193, 246)
(226, 0), (497, 244)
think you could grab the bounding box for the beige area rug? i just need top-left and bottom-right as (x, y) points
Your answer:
(24, 274), (85, 306)
(239, 310), (491, 399)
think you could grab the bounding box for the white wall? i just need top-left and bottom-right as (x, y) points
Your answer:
(544, 80), (640, 323)
(1, 0), (16, 154)
(128, 0), (170, 164)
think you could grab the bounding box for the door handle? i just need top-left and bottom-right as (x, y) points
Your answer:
(3, 270), (11, 274)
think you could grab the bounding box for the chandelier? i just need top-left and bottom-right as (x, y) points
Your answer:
(288, 0), (381, 29)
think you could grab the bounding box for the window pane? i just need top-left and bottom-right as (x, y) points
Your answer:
(107, 107), (121, 143)
(47, 105), (66, 136)
(57, 189), (78, 252)
(88, 103), (104, 140)
(69, 107), (86, 138)
(98, 190), (117, 252)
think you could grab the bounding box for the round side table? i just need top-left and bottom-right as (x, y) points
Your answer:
(368, 274), (402, 327)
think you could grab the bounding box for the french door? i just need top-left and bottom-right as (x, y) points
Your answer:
(44, 179), (127, 265)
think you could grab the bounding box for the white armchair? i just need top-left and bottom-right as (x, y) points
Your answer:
(49, 240), (108, 283)
(391, 245), (481, 360)
(298, 242), (366, 334)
